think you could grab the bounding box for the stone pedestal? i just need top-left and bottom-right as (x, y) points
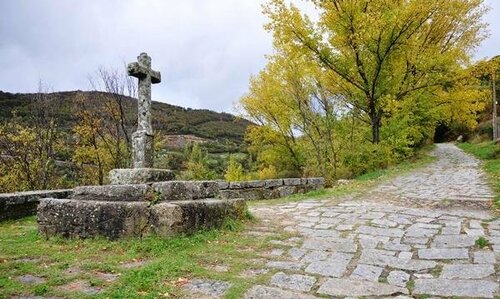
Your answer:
(132, 130), (154, 168)
(109, 168), (175, 185)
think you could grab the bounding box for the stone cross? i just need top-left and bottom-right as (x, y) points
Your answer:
(127, 52), (161, 168)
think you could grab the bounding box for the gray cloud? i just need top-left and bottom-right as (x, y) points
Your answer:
(0, 0), (498, 113)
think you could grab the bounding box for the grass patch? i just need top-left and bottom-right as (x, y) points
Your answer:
(458, 141), (500, 210)
(475, 236), (490, 249)
(0, 216), (273, 299)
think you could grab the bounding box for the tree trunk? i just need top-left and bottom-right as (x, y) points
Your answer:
(371, 117), (381, 144)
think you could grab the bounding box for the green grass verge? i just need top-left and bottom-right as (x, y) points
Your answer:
(458, 141), (500, 210)
(0, 215), (287, 299)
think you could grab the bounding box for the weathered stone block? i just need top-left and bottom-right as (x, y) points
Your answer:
(72, 184), (149, 201)
(229, 180), (265, 189)
(277, 186), (297, 197)
(216, 180), (229, 190)
(37, 198), (151, 239)
(283, 178), (301, 186)
(220, 188), (271, 200)
(152, 181), (219, 201)
(172, 199), (246, 234)
(37, 197), (246, 239)
(109, 168), (174, 185)
(0, 189), (72, 221)
(264, 179), (283, 188)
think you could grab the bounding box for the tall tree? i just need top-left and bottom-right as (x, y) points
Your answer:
(264, 0), (488, 143)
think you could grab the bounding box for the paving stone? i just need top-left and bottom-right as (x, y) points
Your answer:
(403, 237), (428, 244)
(432, 235), (476, 248)
(413, 279), (498, 298)
(336, 224), (354, 231)
(418, 248), (469, 260)
(288, 248), (307, 260)
(364, 249), (397, 256)
(16, 274), (46, 285)
(405, 226), (438, 237)
(474, 250), (496, 264)
(350, 264), (383, 281)
(359, 251), (437, 271)
(357, 226), (404, 238)
(301, 250), (329, 262)
(184, 279), (231, 298)
(266, 261), (304, 271)
(384, 240), (411, 251)
(301, 238), (357, 252)
(398, 251), (413, 260)
(314, 223), (333, 229)
(371, 219), (398, 227)
(361, 212), (386, 219)
(465, 228), (485, 236)
(270, 272), (316, 292)
(440, 264), (495, 279)
(387, 270), (410, 287)
(243, 285), (319, 299)
(305, 253), (353, 277)
(317, 278), (408, 297)
(441, 226), (461, 235)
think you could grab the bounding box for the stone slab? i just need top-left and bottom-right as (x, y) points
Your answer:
(387, 270), (410, 287)
(440, 264), (495, 279)
(350, 264), (383, 281)
(109, 168), (174, 185)
(305, 253), (352, 277)
(432, 235), (476, 248)
(418, 248), (469, 260)
(37, 197), (246, 239)
(270, 272), (316, 292)
(357, 226), (404, 237)
(72, 184), (149, 201)
(359, 251), (437, 271)
(152, 181), (219, 201)
(317, 278), (408, 297)
(243, 285), (319, 299)
(0, 189), (72, 221)
(183, 279), (231, 298)
(413, 279), (498, 298)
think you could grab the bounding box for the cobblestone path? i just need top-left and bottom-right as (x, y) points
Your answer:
(241, 143), (499, 298)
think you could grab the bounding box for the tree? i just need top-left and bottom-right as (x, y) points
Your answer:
(72, 67), (137, 185)
(264, 0), (488, 143)
(180, 143), (217, 180)
(0, 83), (65, 191)
(224, 155), (245, 181)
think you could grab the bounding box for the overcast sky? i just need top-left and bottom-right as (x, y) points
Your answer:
(0, 0), (498, 113)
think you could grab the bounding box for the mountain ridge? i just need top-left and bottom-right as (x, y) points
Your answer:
(0, 90), (253, 143)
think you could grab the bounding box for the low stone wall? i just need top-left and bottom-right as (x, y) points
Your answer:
(219, 178), (324, 200)
(36, 177), (324, 239)
(0, 178), (324, 223)
(0, 189), (73, 221)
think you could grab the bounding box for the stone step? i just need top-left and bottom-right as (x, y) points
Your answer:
(37, 197), (246, 239)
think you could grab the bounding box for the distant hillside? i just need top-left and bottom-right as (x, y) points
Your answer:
(0, 90), (253, 143)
